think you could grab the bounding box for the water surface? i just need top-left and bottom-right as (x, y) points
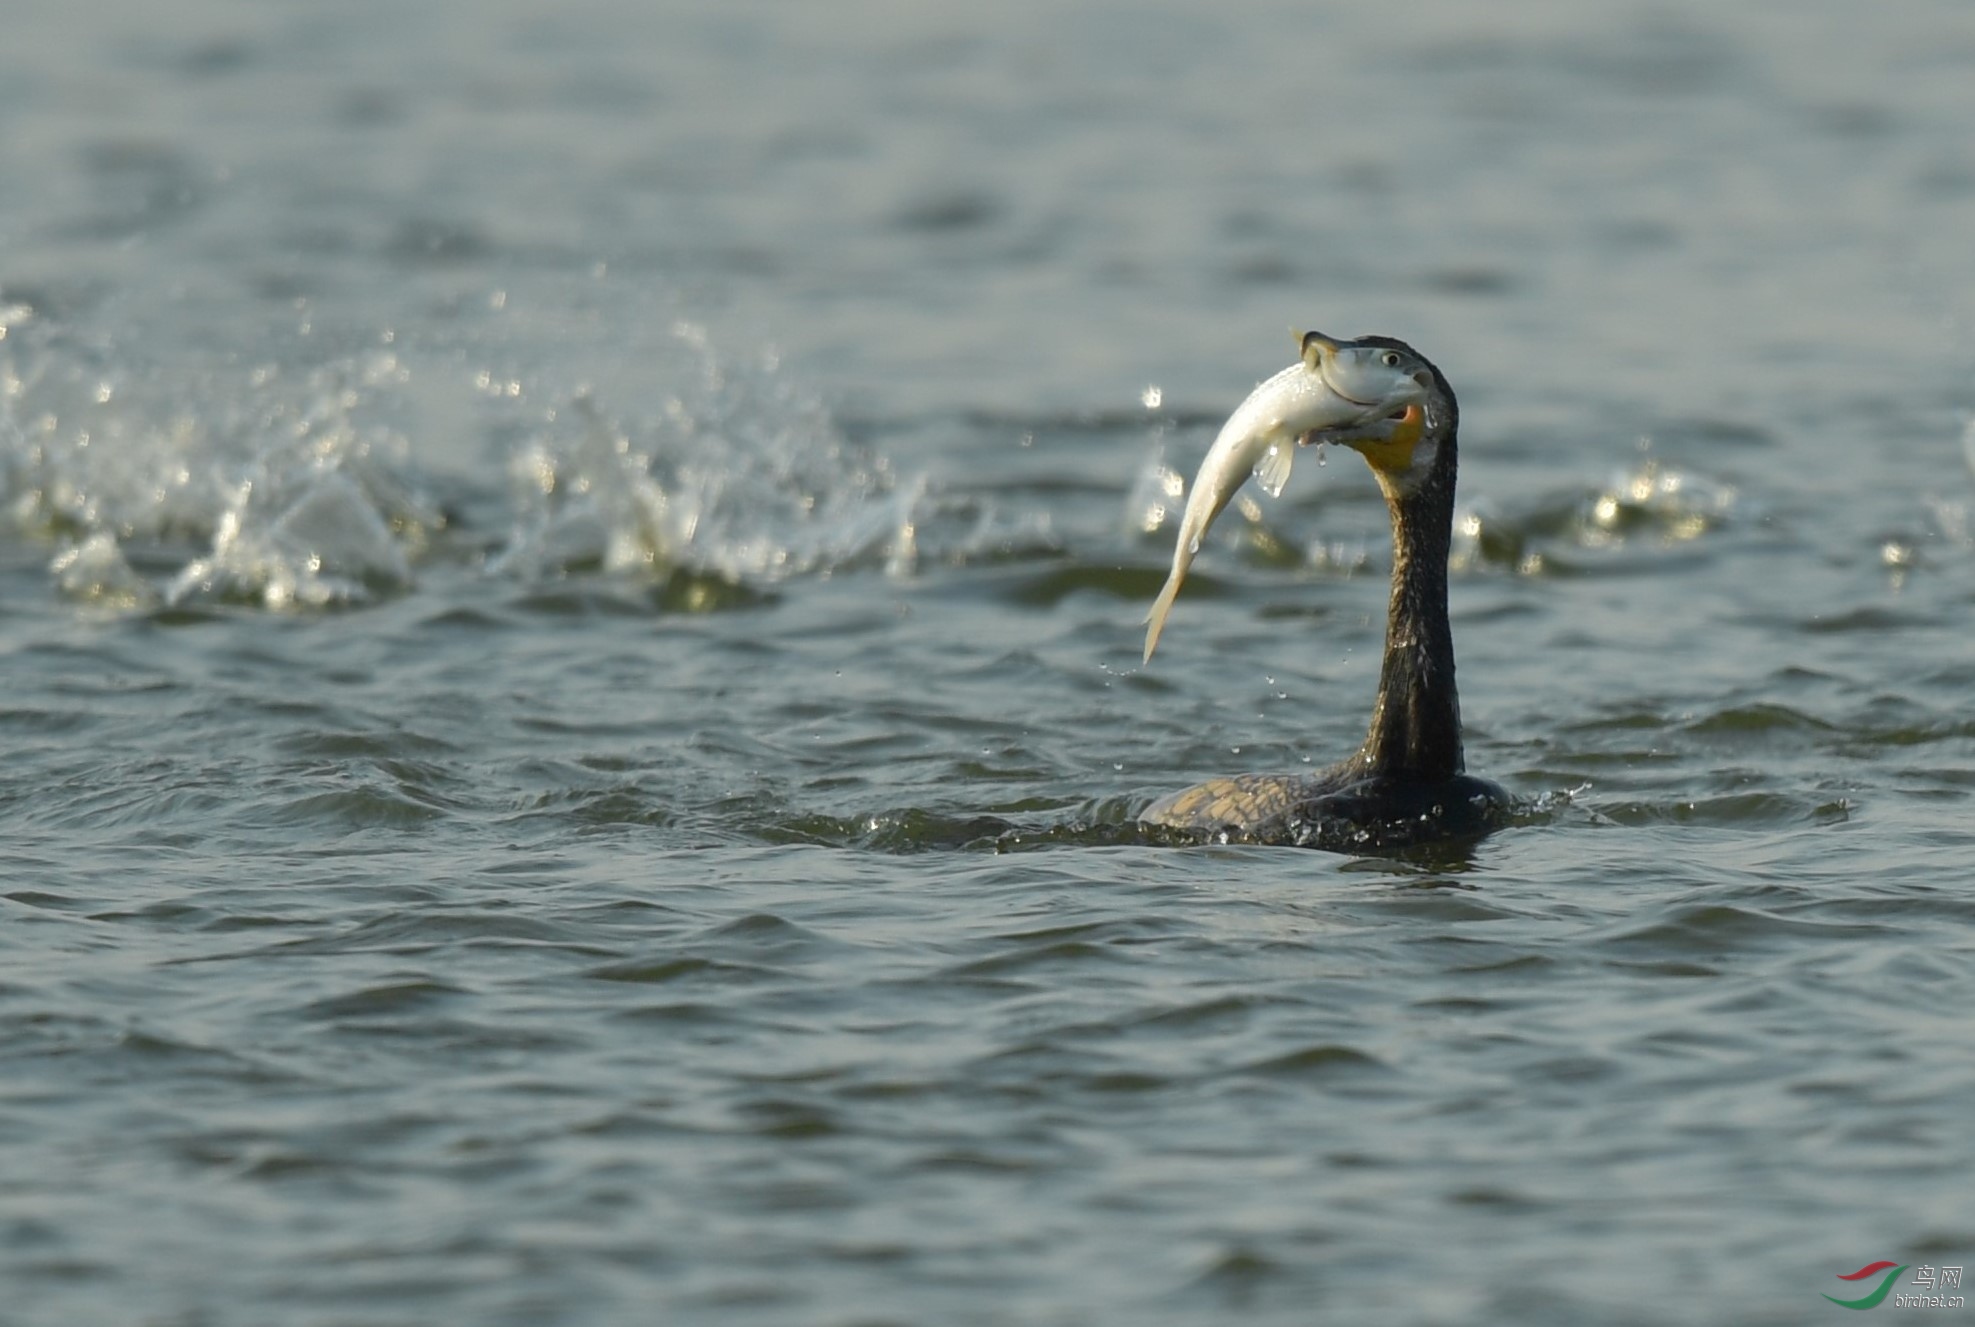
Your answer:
(4, 2), (1974, 1323)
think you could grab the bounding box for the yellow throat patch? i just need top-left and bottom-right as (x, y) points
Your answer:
(1353, 405), (1425, 476)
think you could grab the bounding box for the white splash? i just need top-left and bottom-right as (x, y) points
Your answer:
(2, 325), (441, 610)
(492, 325), (919, 586)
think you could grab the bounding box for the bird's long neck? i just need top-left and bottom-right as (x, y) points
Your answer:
(1356, 461), (1464, 783)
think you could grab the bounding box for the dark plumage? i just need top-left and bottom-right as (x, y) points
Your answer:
(1139, 335), (1509, 850)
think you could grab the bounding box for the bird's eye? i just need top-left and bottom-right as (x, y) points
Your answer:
(1380, 351), (1402, 368)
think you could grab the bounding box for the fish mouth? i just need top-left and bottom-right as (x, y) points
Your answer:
(1324, 379), (1381, 409)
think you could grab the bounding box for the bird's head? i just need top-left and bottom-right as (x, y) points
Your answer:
(1298, 333), (1455, 501)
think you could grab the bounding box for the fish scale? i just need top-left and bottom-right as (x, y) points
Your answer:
(1141, 340), (1427, 663)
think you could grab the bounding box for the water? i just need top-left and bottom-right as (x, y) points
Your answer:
(4, 2), (1975, 1323)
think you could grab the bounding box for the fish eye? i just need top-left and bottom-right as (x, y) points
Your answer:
(1380, 351), (1403, 368)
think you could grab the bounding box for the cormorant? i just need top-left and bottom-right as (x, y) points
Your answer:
(1139, 333), (1510, 850)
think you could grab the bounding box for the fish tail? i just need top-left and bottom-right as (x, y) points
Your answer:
(1142, 571), (1183, 663)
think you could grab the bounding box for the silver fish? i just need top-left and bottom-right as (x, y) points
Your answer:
(1142, 332), (1427, 663)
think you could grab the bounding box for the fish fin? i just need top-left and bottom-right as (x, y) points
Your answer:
(1142, 570), (1184, 664)
(1252, 439), (1293, 498)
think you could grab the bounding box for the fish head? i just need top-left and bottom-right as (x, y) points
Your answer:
(1298, 334), (1446, 496)
(1299, 332), (1430, 414)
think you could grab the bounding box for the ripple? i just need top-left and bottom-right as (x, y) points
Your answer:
(607, 1000), (743, 1028)
(1680, 703), (1835, 736)
(297, 979), (469, 1021)
(583, 957), (766, 986)
(1603, 902), (1887, 954)
(1799, 605), (1932, 634)
(269, 787), (449, 830)
(891, 188), (1001, 233)
(1185, 1243), (1283, 1292)
(731, 1098), (842, 1141)
(948, 939), (1128, 978)
(1594, 793), (1852, 827)
(1240, 1044), (1390, 1078)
